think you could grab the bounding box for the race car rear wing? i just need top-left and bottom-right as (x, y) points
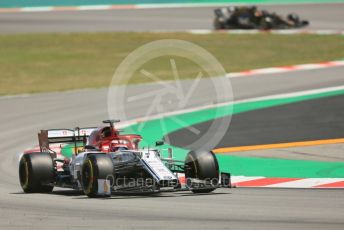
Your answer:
(38, 127), (97, 152)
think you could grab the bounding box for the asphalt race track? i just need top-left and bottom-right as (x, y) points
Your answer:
(167, 93), (344, 149)
(0, 188), (343, 230)
(1, 3), (344, 230)
(1, 66), (344, 229)
(0, 3), (343, 33)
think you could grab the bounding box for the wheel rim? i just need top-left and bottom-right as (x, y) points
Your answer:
(82, 159), (94, 194)
(19, 157), (29, 189)
(185, 154), (198, 178)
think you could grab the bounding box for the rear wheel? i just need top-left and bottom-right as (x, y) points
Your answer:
(259, 17), (273, 30)
(19, 152), (55, 193)
(214, 18), (225, 30)
(81, 154), (113, 198)
(184, 150), (219, 193)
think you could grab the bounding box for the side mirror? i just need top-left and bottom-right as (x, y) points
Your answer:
(155, 140), (164, 146)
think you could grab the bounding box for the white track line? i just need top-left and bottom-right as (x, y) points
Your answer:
(267, 178), (344, 188)
(116, 84), (344, 135)
(178, 175), (344, 188)
(187, 29), (344, 35)
(231, 176), (265, 183)
(1, 2), (344, 13)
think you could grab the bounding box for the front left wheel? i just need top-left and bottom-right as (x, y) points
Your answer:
(81, 154), (114, 198)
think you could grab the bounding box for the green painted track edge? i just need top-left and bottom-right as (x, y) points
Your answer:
(123, 88), (344, 178)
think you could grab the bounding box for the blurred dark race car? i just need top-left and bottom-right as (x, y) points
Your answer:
(214, 6), (309, 30)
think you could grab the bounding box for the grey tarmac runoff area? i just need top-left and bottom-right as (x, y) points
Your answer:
(167, 93), (344, 158)
(1, 66), (344, 229)
(0, 3), (343, 33)
(1, 2), (344, 229)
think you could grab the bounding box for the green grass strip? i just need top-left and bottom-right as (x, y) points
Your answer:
(1, 33), (344, 95)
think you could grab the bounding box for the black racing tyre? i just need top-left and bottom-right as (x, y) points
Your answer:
(81, 154), (114, 198)
(301, 20), (309, 27)
(19, 152), (55, 193)
(184, 150), (219, 193)
(214, 18), (225, 30)
(260, 19), (271, 30)
(287, 13), (300, 24)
